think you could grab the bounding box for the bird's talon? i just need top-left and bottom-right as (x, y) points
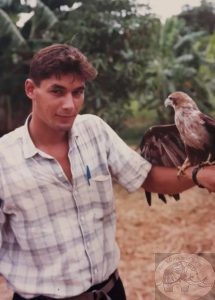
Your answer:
(199, 154), (215, 167)
(177, 167), (185, 177)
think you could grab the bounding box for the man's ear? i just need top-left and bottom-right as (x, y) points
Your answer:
(25, 79), (36, 99)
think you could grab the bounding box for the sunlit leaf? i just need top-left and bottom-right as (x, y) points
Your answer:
(0, 8), (26, 46)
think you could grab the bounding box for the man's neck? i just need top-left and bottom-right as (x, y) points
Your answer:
(28, 118), (69, 148)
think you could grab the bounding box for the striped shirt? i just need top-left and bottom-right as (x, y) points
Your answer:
(0, 114), (151, 298)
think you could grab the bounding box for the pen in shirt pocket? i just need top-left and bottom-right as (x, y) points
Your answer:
(86, 165), (91, 186)
(75, 137), (92, 186)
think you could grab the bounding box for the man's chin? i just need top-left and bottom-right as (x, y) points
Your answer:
(52, 121), (74, 131)
(57, 124), (73, 131)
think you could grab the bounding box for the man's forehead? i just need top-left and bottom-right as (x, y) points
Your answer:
(43, 74), (85, 87)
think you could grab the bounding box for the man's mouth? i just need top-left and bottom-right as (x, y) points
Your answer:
(56, 114), (75, 118)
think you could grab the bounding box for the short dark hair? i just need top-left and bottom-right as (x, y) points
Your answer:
(29, 44), (97, 85)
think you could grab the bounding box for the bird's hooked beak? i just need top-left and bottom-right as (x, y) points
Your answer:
(164, 97), (172, 108)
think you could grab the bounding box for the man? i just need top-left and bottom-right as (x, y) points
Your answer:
(0, 44), (214, 300)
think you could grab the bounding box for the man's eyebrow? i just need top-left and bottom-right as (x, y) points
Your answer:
(73, 85), (85, 91)
(49, 84), (66, 90)
(49, 84), (85, 90)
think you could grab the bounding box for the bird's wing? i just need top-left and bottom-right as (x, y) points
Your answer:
(140, 124), (186, 167)
(139, 124), (186, 205)
(201, 113), (215, 133)
(201, 113), (215, 159)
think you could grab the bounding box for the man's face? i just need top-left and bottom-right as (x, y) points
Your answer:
(25, 74), (85, 133)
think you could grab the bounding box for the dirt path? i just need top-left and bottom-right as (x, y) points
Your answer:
(115, 185), (215, 299)
(1, 185), (215, 299)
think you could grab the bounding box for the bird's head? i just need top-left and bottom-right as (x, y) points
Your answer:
(165, 91), (199, 111)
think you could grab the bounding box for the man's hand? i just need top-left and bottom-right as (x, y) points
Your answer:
(194, 165), (215, 193)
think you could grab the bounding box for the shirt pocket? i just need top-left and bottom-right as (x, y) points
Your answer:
(90, 174), (115, 220)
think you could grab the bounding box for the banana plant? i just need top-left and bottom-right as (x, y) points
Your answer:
(139, 16), (213, 123)
(0, 0), (59, 131)
(29, 0), (58, 39)
(0, 8), (27, 47)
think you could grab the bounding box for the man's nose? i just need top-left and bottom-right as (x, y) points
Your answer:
(62, 94), (75, 110)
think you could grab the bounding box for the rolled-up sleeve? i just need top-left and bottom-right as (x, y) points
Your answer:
(101, 119), (152, 192)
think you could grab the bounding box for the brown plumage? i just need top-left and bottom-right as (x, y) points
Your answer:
(165, 91), (215, 168)
(139, 124), (186, 205)
(139, 91), (215, 206)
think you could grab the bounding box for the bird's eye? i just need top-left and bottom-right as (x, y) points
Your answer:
(169, 96), (174, 100)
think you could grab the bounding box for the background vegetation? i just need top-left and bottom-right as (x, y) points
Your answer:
(0, 4), (215, 298)
(0, 0), (214, 142)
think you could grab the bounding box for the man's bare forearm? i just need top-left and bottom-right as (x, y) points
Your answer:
(143, 165), (215, 194)
(142, 166), (194, 194)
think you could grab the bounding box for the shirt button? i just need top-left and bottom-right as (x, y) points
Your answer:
(94, 268), (98, 274)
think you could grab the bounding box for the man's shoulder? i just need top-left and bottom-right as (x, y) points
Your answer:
(74, 114), (104, 131)
(72, 114), (109, 143)
(75, 114), (102, 124)
(0, 126), (24, 152)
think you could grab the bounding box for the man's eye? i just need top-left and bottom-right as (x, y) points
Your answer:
(72, 89), (84, 97)
(51, 89), (64, 95)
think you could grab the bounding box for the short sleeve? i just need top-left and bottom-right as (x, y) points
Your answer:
(100, 119), (152, 192)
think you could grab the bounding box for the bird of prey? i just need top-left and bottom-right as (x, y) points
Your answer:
(139, 91), (215, 206)
(165, 91), (215, 172)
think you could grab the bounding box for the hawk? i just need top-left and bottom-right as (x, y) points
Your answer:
(140, 91), (215, 206)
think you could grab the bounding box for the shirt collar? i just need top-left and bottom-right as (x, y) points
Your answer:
(68, 115), (79, 146)
(22, 114), (80, 159)
(22, 114), (39, 159)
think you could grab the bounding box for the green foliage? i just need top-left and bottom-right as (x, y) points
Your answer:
(137, 12), (215, 123)
(0, 8), (26, 47)
(29, 0), (58, 39)
(179, 0), (215, 34)
(0, 0), (214, 132)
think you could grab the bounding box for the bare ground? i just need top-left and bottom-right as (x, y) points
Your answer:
(1, 185), (215, 300)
